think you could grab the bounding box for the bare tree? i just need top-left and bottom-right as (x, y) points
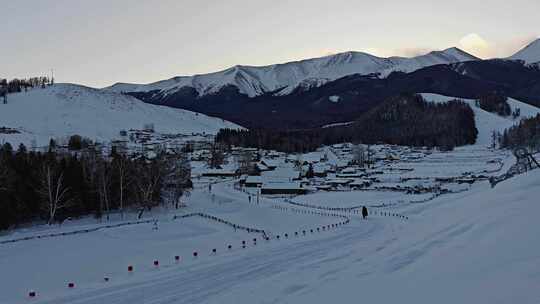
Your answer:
(294, 154), (303, 171)
(81, 149), (99, 216)
(162, 150), (191, 209)
(0, 78), (7, 104)
(0, 161), (8, 191)
(135, 157), (163, 210)
(38, 165), (72, 225)
(97, 160), (111, 221)
(208, 143), (225, 169)
(236, 150), (254, 175)
(113, 155), (130, 219)
(366, 144), (373, 168)
(491, 130), (501, 149)
(352, 144), (366, 167)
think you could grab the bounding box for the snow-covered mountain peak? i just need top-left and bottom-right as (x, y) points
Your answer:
(509, 38), (540, 64)
(106, 47), (479, 98)
(436, 47), (479, 60)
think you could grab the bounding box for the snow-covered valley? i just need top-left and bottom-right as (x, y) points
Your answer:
(1, 144), (539, 304)
(4, 4), (540, 304)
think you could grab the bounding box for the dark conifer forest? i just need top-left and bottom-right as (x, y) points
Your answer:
(500, 114), (540, 151)
(216, 94), (477, 153)
(0, 141), (191, 230)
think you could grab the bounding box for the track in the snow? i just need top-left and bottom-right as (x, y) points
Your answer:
(37, 218), (382, 304)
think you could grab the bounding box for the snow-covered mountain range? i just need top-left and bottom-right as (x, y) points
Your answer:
(509, 38), (540, 64)
(106, 47), (478, 98)
(0, 84), (242, 147)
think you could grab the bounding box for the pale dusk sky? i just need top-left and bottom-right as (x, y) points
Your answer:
(1, 0), (539, 87)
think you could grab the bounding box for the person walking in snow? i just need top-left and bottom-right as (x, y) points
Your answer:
(362, 206), (368, 219)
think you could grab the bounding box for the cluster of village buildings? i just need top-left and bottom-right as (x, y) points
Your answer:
(23, 125), (493, 198)
(198, 143), (484, 197)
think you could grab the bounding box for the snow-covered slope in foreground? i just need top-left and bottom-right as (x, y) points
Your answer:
(509, 38), (540, 64)
(213, 169), (540, 304)
(107, 48), (478, 98)
(421, 93), (540, 146)
(0, 84), (242, 146)
(235, 167), (540, 304)
(2, 156), (539, 303)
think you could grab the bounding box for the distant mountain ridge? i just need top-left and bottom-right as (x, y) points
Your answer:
(509, 38), (540, 64)
(103, 40), (540, 130)
(119, 59), (540, 129)
(106, 47), (478, 98)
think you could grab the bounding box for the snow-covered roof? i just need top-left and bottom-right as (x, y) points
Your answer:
(341, 167), (356, 174)
(256, 162), (269, 171)
(261, 159), (279, 168)
(202, 168), (237, 175)
(350, 179), (373, 186)
(325, 178), (353, 185)
(262, 182), (302, 190)
(245, 176), (263, 184)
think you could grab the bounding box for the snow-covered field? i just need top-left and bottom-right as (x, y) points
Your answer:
(1, 144), (540, 303)
(0, 84), (242, 147)
(399, 146), (510, 177)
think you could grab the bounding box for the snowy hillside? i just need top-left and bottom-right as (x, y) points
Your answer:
(107, 48), (478, 98)
(421, 93), (540, 146)
(509, 38), (540, 64)
(0, 84), (242, 146)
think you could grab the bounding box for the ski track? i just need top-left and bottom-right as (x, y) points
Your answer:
(37, 218), (382, 304)
(34, 180), (390, 304)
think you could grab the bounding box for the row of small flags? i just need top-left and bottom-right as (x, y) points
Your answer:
(272, 204), (408, 221)
(26, 216), (351, 299)
(281, 199), (409, 220)
(25, 196), (410, 298)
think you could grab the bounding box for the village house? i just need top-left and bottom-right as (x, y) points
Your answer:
(325, 178), (354, 188)
(244, 175), (263, 188)
(260, 182), (308, 195)
(260, 159), (278, 170)
(349, 179), (372, 189)
(201, 168), (238, 178)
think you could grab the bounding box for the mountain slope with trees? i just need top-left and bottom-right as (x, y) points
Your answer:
(216, 94), (477, 152)
(125, 60), (540, 129)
